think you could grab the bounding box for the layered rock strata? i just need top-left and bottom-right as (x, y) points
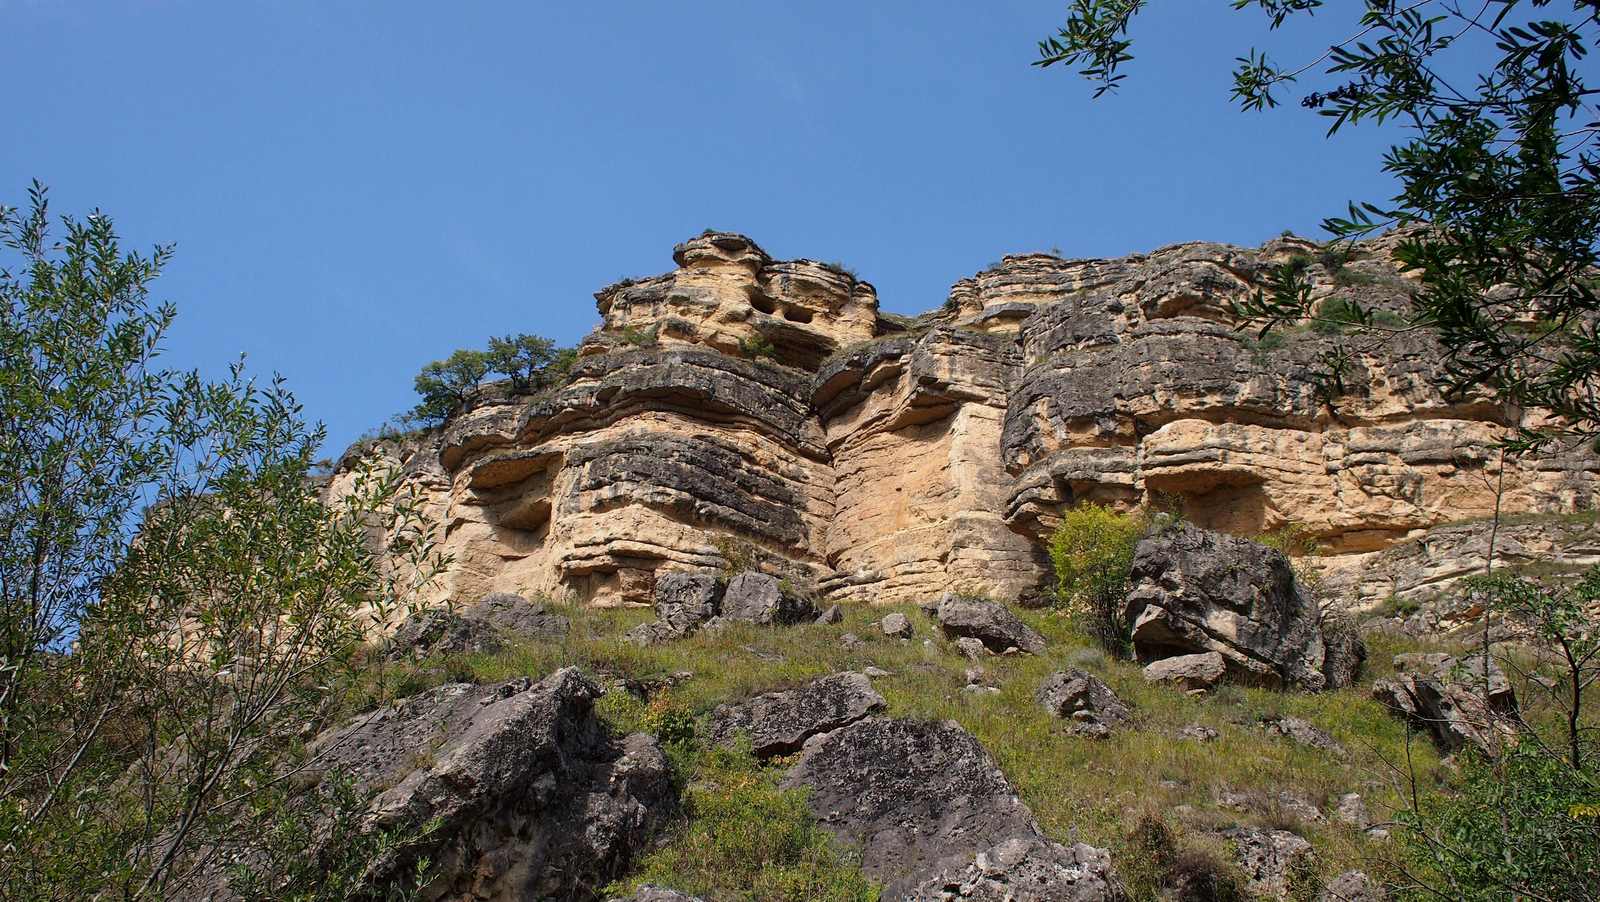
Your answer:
(337, 231), (1600, 609)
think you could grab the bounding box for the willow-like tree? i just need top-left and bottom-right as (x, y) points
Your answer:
(0, 183), (446, 900)
(1038, 1), (1600, 448)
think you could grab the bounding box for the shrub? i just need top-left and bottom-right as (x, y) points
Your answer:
(737, 335), (778, 360)
(622, 324), (659, 348)
(1049, 504), (1147, 657)
(1398, 741), (1600, 899)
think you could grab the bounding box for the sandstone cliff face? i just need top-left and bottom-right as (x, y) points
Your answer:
(337, 231), (1600, 609)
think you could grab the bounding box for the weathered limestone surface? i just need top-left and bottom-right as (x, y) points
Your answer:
(335, 232), (1600, 610)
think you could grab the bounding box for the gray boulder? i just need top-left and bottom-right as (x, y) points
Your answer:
(882, 612), (914, 638)
(1124, 523), (1348, 690)
(955, 636), (988, 661)
(654, 572), (725, 636)
(816, 604), (844, 624)
(1141, 651), (1225, 693)
(193, 669), (674, 901)
(1036, 670), (1133, 738)
(707, 672), (885, 757)
(782, 717), (1053, 897)
(1371, 652), (1518, 755)
(720, 572), (816, 625)
(1223, 827), (1316, 900)
(388, 592), (568, 659)
(905, 837), (1124, 901)
(935, 593), (1046, 655)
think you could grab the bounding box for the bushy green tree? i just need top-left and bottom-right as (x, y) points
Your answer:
(1037, 1), (1600, 448)
(411, 334), (575, 425)
(1049, 503), (1147, 656)
(411, 348), (493, 424)
(0, 184), (446, 900)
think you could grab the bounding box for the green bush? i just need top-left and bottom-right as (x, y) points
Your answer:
(1049, 504), (1147, 657)
(1399, 741), (1600, 899)
(737, 334), (778, 360)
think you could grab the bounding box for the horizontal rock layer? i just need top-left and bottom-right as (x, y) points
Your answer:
(336, 232), (1600, 608)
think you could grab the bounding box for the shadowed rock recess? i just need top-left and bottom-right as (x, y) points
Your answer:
(332, 232), (1600, 609)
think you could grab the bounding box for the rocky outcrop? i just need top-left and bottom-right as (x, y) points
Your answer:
(1371, 652), (1519, 754)
(781, 717), (1121, 899)
(188, 669), (674, 901)
(1124, 523), (1348, 690)
(706, 671), (885, 757)
(336, 231), (1600, 614)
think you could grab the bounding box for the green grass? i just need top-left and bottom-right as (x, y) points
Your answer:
(608, 739), (877, 902)
(355, 599), (1467, 895)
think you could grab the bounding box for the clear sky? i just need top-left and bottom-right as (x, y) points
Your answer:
(4, 1), (1398, 456)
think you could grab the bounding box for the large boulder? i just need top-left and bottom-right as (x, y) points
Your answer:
(935, 593), (1046, 655)
(781, 717), (1119, 898)
(654, 572), (725, 635)
(1123, 523), (1348, 690)
(1371, 652), (1518, 755)
(719, 572), (816, 625)
(1036, 670), (1133, 738)
(388, 592), (568, 659)
(185, 668), (673, 901)
(706, 672), (885, 757)
(905, 837), (1124, 901)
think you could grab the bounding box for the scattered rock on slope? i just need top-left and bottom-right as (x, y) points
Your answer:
(1223, 826), (1316, 900)
(1124, 523), (1356, 691)
(1260, 715), (1346, 756)
(1141, 651), (1225, 693)
(186, 669), (674, 902)
(388, 591), (569, 659)
(1371, 652), (1518, 754)
(706, 672), (885, 757)
(905, 836), (1124, 901)
(1036, 670), (1133, 738)
(881, 612), (914, 638)
(781, 716), (1121, 899)
(607, 887), (706, 902)
(935, 593), (1046, 655)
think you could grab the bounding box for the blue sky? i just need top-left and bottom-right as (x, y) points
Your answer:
(4, 1), (1398, 455)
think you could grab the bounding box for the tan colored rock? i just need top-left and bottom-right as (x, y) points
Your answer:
(334, 231), (1600, 618)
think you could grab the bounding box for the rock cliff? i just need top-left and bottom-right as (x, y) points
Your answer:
(336, 231), (1600, 609)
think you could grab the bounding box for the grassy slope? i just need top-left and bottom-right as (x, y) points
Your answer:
(344, 601), (1471, 899)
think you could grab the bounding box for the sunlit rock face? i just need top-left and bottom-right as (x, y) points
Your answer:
(336, 231), (1600, 608)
